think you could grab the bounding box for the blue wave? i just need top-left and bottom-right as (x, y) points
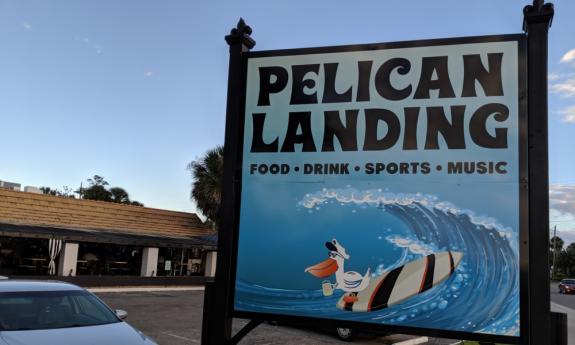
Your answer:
(235, 189), (519, 337)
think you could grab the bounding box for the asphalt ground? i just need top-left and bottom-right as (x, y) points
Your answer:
(96, 290), (462, 345)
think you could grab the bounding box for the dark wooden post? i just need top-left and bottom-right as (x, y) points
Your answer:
(523, 1), (554, 344)
(201, 19), (255, 345)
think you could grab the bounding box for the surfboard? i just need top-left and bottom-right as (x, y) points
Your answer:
(336, 251), (463, 312)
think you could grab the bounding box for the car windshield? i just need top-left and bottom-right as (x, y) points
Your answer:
(562, 279), (575, 285)
(0, 290), (120, 331)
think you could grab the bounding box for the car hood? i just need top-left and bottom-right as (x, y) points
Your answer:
(0, 322), (156, 345)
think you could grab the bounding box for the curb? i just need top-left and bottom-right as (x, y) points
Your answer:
(551, 301), (575, 314)
(89, 286), (205, 293)
(392, 337), (429, 345)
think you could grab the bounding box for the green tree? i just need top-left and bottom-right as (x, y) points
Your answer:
(188, 146), (224, 227)
(550, 236), (565, 279)
(40, 175), (143, 206)
(80, 175), (112, 201)
(78, 175), (143, 206)
(60, 186), (75, 197)
(40, 186), (75, 198)
(82, 184), (112, 202)
(40, 186), (58, 196)
(558, 245), (575, 276)
(88, 175), (108, 187)
(550, 236), (564, 251)
(555, 243), (575, 277)
(110, 187), (130, 204)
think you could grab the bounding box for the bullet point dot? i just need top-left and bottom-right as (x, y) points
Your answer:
(436, 165), (442, 171)
(294, 166), (300, 172)
(354, 166), (360, 171)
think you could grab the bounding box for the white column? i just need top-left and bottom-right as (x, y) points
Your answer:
(57, 242), (79, 277)
(204, 251), (217, 277)
(141, 247), (159, 277)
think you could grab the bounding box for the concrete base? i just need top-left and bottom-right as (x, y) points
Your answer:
(551, 302), (574, 345)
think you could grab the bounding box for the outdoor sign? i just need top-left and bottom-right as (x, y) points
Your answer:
(232, 35), (527, 343)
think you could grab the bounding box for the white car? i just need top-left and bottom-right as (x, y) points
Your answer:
(0, 280), (157, 345)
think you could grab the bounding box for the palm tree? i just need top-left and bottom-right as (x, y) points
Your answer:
(550, 236), (564, 251)
(110, 187), (130, 204)
(188, 146), (224, 227)
(109, 187), (144, 206)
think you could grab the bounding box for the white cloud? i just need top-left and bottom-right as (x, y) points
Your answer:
(558, 106), (575, 123)
(561, 49), (575, 64)
(22, 22), (32, 31)
(75, 36), (103, 55)
(550, 184), (575, 215)
(550, 77), (575, 97)
(551, 208), (575, 225)
(144, 71), (153, 78)
(556, 230), (575, 246)
(549, 72), (561, 81)
(549, 73), (575, 82)
(550, 185), (575, 243)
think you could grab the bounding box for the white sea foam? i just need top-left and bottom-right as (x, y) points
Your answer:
(386, 235), (435, 256)
(298, 187), (515, 236)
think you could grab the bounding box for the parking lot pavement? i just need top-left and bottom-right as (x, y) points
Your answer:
(97, 290), (203, 345)
(96, 290), (461, 345)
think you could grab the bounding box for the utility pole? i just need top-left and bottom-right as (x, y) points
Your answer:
(552, 225), (558, 280)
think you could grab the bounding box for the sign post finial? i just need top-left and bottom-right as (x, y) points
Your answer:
(225, 18), (256, 50)
(523, 0), (554, 32)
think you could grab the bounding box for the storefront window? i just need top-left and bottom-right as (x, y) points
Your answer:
(0, 236), (54, 276)
(1, 237), (207, 277)
(77, 242), (142, 276)
(157, 247), (203, 276)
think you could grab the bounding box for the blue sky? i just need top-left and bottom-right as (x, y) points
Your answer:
(1, 0), (575, 241)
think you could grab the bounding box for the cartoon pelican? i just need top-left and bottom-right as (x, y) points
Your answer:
(305, 239), (371, 300)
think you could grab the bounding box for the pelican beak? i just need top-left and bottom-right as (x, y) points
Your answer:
(304, 258), (338, 278)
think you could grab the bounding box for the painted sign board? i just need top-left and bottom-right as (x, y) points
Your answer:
(232, 35), (526, 343)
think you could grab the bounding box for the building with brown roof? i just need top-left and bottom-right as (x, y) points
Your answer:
(0, 188), (217, 281)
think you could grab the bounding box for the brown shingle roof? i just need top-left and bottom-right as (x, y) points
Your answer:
(0, 188), (213, 241)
